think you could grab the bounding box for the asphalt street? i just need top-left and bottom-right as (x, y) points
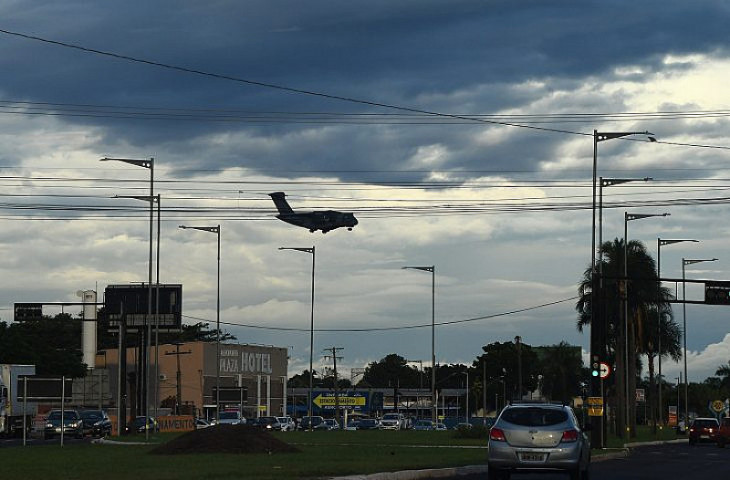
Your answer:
(454, 443), (730, 480)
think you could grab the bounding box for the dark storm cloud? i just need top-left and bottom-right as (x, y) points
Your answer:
(2, 0), (730, 180)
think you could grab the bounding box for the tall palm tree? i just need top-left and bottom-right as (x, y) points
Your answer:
(639, 306), (681, 431)
(576, 238), (679, 438)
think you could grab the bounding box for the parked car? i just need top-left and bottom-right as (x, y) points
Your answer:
(80, 409), (112, 437)
(215, 411), (245, 425)
(44, 410), (84, 439)
(314, 418), (339, 431)
(716, 417), (730, 447)
(299, 415), (324, 430)
(487, 403), (591, 480)
(254, 416), (282, 431)
(277, 416), (295, 431)
(126, 416), (159, 434)
(379, 413), (406, 430)
(344, 419), (360, 431)
(195, 418), (211, 429)
(435, 422), (448, 431)
(413, 420), (434, 431)
(688, 417), (720, 445)
(357, 418), (380, 430)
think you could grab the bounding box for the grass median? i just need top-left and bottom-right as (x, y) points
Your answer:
(1, 430), (488, 480)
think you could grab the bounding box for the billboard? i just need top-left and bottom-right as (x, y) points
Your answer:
(13, 303), (43, 322)
(17, 376), (74, 402)
(104, 284), (182, 331)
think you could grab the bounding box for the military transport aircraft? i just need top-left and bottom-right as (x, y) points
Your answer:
(269, 192), (358, 233)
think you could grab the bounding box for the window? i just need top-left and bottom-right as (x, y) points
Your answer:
(501, 407), (568, 427)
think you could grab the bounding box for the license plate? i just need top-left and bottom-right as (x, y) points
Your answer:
(519, 452), (546, 462)
(701, 435), (710, 439)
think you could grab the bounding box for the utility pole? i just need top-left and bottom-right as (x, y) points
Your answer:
(165, 343), (192, 415)
(323, 347), (344, 429)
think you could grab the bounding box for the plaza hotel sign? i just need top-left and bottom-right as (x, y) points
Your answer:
(219, 348), (273, 375)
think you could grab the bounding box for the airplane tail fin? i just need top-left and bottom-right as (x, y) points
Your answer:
(269, 192), (294, 215)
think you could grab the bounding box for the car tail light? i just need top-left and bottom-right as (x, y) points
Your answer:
(490, 427), (506, 442)
(561, 429), (579, 442)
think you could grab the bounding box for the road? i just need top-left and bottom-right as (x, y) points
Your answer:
(456, 442), (730, 480)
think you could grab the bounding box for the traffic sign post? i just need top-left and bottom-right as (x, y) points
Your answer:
(599, 362), (611, 379)
(587, 396), (604, 417)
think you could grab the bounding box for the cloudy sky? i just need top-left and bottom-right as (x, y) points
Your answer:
(2, 1), (730, 384)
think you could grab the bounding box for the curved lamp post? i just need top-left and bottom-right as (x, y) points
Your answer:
(179, 225), (221, 421)
(403, 266), (436, 425)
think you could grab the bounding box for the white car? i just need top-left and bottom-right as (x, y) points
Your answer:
(277, 416), (295, 431)
(215, 411), (245, 425)
(379, 413), (406, 430)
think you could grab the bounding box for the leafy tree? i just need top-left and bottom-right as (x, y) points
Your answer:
(472, 341), (539, 404)
(360, 354), (420, 388)
(538, 341), (583, 403)
(0, 314), (86, 377)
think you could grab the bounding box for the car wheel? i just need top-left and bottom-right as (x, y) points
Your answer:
(717, 438), (725, 448)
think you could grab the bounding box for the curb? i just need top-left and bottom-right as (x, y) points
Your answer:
(328, 464), (489, 480)
(624, 438), (687, 448)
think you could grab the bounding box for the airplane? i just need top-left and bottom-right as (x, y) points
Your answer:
(269, 192), (358, 233)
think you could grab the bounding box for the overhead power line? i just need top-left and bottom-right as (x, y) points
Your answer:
(180, 296), (578, 333)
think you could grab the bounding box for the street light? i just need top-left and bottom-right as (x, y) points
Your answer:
(682, 257), (718, 428)
(623, 212), (669, 434)
(590, 132), (654, 447)
(514, 335), (522, 401)
(101, 156), (154, 440)
(115, 194), (163, 420)
(179, 225), (221, 421)
(403, 265), (436, 425)
(656, 238), (698, 429)
(280, 247), (315, 430)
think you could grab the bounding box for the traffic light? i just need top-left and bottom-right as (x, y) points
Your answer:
(591, 356), (600, 378)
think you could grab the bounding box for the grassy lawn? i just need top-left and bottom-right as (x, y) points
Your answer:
(1, 430), (488, 480)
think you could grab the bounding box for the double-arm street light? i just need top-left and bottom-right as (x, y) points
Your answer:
(590, 132), (654, 447)
(682, 257), (718, 428)
(656, 239), (698, 429)
(623, 212), (669, 433)
(279, 247), (315, 429)
(179, 225), (221, 420)
(101, 156), (154, 439)
(402, 266), (436, 425)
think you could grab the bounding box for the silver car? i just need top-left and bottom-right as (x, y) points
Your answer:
(487, 403), (590, 480)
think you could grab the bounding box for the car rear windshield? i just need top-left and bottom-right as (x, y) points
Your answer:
(693, 419), (719, 428)
(501, 407), (568, 426)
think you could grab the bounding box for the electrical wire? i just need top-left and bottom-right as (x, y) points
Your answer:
(180, 296), (578, 333)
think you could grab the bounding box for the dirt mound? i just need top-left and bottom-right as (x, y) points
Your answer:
(150, 425), (301, 455)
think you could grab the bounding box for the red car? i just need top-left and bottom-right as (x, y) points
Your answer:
(716, 417), (730, 447)
(688, 418), (720, 445)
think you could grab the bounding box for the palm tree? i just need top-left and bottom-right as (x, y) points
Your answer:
(576, 238), (679, 438)
(639, 306), (682, 431)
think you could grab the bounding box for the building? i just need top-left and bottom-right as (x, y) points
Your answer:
(97, 341), (288, 421)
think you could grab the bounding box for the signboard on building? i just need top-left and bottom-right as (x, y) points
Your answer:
(213, 386), (248, 404)
(104, 284), (182, 332)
